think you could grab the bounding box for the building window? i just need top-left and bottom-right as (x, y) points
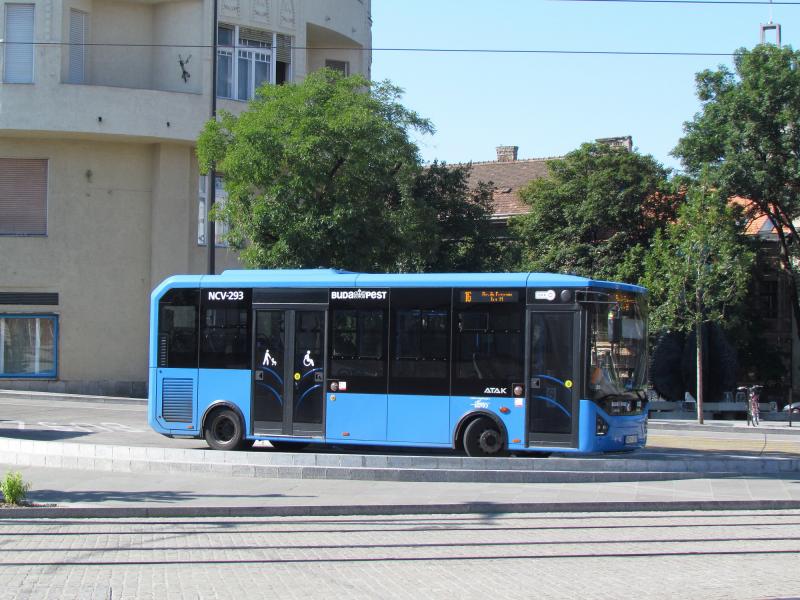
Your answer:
(198, 175), (229, 247)
(325, 60), (349, 76)
(216, 25), (292, 100)
(0, 158), (47, 235)
(68, 9), (88, 84)
(760, 280), (779, 319)
(0, 315), (58, 378)
(3, 4), (34, 83)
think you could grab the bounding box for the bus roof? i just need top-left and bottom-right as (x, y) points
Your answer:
(153, 269), (645, 295)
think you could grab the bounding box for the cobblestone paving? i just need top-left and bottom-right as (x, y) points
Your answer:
(1, 510), (799, 599)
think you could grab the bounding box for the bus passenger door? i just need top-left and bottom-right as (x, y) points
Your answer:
(252, 309), (325, 438)
(526, 310), (581, 448)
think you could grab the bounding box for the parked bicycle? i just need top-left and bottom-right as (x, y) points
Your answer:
(737, 385), (763, 427)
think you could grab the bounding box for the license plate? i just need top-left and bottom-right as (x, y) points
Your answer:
(624, 435), (638, 444)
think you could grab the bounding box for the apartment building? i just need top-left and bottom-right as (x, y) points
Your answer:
(0, 0), (372, 396)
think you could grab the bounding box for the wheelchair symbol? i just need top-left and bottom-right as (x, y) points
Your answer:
(302, 350), (315, 368)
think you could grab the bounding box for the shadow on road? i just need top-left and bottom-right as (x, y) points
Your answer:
(27, 489), (315, 504)
(0, 426), (90, 441)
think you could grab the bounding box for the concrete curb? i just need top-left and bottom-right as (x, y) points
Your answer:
(0, 389), (146, 406)
(3, 499), (800, 519)
(2, 437), (799, 483)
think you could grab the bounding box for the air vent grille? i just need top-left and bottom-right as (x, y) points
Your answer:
(162, 378), (194, 423)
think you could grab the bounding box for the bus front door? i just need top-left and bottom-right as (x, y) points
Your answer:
(252, 309), (326, 438)
(526, 310), (581, 449)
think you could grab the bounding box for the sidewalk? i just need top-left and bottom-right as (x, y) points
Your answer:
(649, 418), (800, 435)
(2, 460), (800, 519)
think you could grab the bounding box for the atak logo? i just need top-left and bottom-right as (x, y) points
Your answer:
(483, 387), (507, 395)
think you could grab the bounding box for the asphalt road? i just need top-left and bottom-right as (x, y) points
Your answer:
(1, 396), (798, 457)
(1, 510), (798, 599)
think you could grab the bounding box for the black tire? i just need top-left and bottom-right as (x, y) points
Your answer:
(269, 440), (309, 452)
(204, 408), (244, 451)
(463, 417), (505, 457)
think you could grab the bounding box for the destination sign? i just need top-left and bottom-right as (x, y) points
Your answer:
(460, 290), (519, 304)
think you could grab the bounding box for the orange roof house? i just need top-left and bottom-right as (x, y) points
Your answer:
(462, 138), (634, 224)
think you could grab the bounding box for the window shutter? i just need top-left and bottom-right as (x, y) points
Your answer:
(0, 158), (47, 235)
(276, 33), (292, 64)
(68, 9), (88, 84)
(239, 27), (272, 46)
(4, 4), (34, 83)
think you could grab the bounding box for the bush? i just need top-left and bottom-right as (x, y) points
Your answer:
(1, 471), (31, 505)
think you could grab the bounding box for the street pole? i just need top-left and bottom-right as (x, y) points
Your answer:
(206, 0), (218, 275)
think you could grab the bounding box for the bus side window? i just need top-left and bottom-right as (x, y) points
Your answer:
(390, 308), (449, 394)
(157, 288), (200, 368)
(452, 304), (523, 395)
(199, 306), (251, 369)
(329, 308), (386, 381)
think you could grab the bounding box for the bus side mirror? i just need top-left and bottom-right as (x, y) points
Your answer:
(608, 310), (622, 344)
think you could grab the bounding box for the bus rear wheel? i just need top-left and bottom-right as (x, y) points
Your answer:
(204, 408), (244, 451)
(463, 417), (505, 457)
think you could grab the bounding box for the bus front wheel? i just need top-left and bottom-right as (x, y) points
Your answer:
(204, 408), (245, 451)
(463, 417), (505, 457)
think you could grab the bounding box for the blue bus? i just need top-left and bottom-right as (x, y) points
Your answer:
(148, 269), (648, 456)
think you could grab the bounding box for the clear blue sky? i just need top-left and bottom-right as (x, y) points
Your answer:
(371, 0), (799, 172)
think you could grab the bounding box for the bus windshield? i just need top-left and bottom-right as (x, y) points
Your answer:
(587, 293), (647, 402)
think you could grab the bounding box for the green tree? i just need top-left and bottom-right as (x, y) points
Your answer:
(673, 44), (800, 345)
(509, 142), (676, 283)
(643, 186), (754, 422)
(197, 70), (433, 271)
(404, 161), (505, 272)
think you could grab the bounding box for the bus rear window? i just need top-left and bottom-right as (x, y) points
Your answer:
(157, 289), (199, 368)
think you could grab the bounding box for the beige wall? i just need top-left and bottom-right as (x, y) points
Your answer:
(153, 1), (205, 95)
(0, 138), (153, 387)
(0, 0), (370, 395)
(0, 137), (243, 393)
(91, 0), (155, 89)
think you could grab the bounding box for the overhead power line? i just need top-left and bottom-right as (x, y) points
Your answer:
(551, 0), (800, 5)
(0, 41), (738, 56)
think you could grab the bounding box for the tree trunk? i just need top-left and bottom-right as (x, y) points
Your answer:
(696, 316), (704, 425)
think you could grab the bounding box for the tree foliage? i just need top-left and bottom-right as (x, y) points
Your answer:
(197, 70), (501, 273)
(197, 70), (434, 271)
(406, 161), (504, 272)
(509, 143), (676, 283)
(643, 186), (753, 334)
(643, 186), (753, 418)
(673, 44), (800, 341)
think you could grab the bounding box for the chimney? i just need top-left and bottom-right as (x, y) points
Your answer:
(496, 145), (518, 162)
